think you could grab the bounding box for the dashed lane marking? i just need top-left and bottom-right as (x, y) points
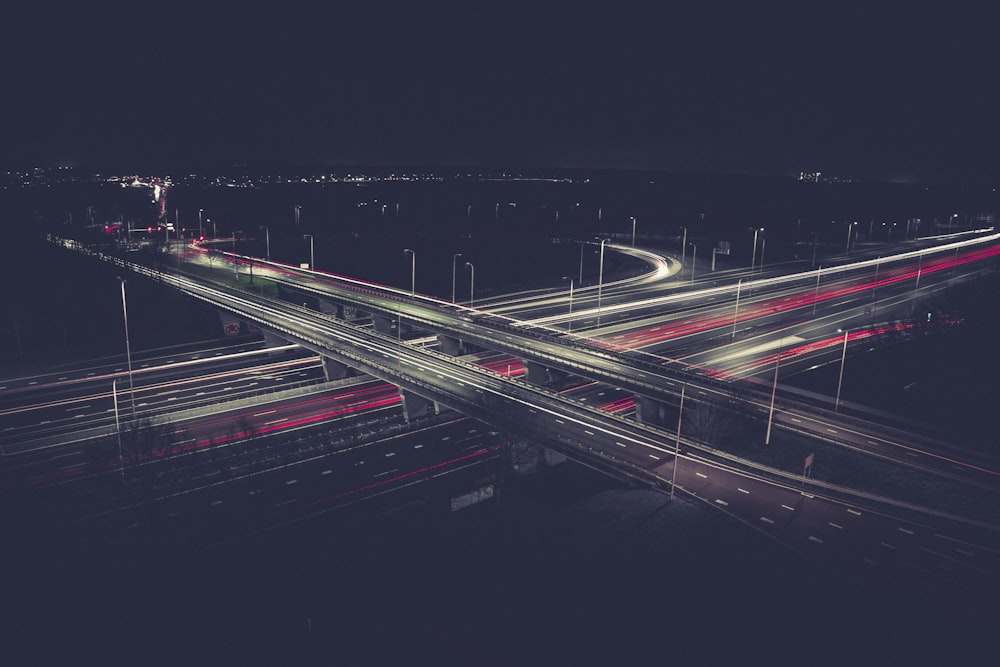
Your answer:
(737, 488), (750, 494)
(760, 516), (774, 524)
(829, 522), (843, 529)
(808, 536), (823, 544)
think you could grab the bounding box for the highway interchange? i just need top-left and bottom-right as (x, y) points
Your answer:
(7, 227), (1000, 599)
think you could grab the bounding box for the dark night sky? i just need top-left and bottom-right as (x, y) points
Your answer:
(3, 2), (999, 183)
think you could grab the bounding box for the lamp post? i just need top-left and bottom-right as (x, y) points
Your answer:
(465, 261), (475, 307)
(845, 221), (856, 253)
(294, 204), (301, 226)
(835, 329), (849, 411)
(119, 279), (136, 418)
(303, 234), (314, 271)
(750, 227), (762, 270)
(597, 238), (608, 326)
(765, 344), (782, 445)
(731, 278), (742, 339)
(451, 253), (463, 303)
(631, 216), (637, 247)
(112, 378), (125, 482)
(404, 248), (415, 295)
(758, 237), (765, 274)
(689, 243), (697, 285)
(671, 385), (685, 501)
(680, 226), (687, 263)
(579, 240), (588, 285)
(812, 266), (822, 317)
(198, 208), (204, 239)
(811, 232), (818, 267)
(260, 226), (270, 261)
(232, 231), (241, 278)
(563, 276), (574, 333)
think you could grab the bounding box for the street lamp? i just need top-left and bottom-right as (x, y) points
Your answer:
(765, 342), (782, 445)
(688, 242), (697, 285)
(112, 378), (125, 482)
(451, 253), (463, 303)
(680, 226), (687, 263)
(118, 279), (136, 418)
(835, 329), (849, 411)
(294, 204), (301, 226)
(597, 238), (608, 326)
(731, 278), (743, 339)
(631, 216), (637, 247)
(562, 276), (574, 333)
(404, 248), (415, 295)
(465, 261), (475, 307)
(812, 265), (822, 317)
(260, 225), (270, 261)
(303, 234), (314, 271)
(758, 237), (765, 274)
(579, 240), (588, 285)
(198, 208), (204, 239)
(750, 227), (763, 270)
(845, 221), (857, 253)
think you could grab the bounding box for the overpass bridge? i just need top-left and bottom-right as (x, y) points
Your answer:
(52, 232), (1000, 493)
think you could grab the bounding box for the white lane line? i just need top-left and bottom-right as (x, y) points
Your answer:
(254, 409), (277, 417)
(867, 440), (880, 446)
(881, 542), (896, 550)
(826, 428), (838, 434)
(808, 536), (823, 544)
(800, 492), (815, 498)
(829, 522), (843, 529)
(265, 418), (288, 425)
(374, 468), (399, 478)
(898, 527), (915, 535)
(790, 417), (802, 423)
(905, 451), (919, 458)
(321, 470), (332, 475)
(615, 442), (627, 448)
(956, 548), (975, 557)
(862, 557), (878, 567)
(648, 454), (660, 461)
(414, 444), (423, 449)
(66, 405), (91, 411)
(696, 472), (708, 478)
(211, 500), (223, 507)
(737, 488), (750, 494)
(285, 479), (297, 485)
(781, 504), (796, 511)
(276, 499), (297, 507)
(847, 508), (862, 516)
(715, 499), (729, 506)
(759, 516), (774, 524)
(555, 419), (565, 424)
(385, 452), (396, 458)
(584, 430), (594, 436)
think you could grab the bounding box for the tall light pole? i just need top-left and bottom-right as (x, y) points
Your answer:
(232, 231), (241, 278)
(198, 208), (204, 239)
(294, 204), (301, 226)
(451, 253), (463, 303)
(689, 243), (697, 285)
(260, 225), (270, 261)
(811, 232), (818, 267)
(765, 344), (782, 445)
(563, 276), (574, 333)
(631, 216), (637, 247)
(579, 240), (588, 285)
(680, 226), (688, 263)
(812, 266), (822, 317)
(465, 261), (475, 307)
(119, 279), (136, 418)
(112, 378), (125, 482)
(835, 329), (849, 411)
(671, 384), (685, 501)
(596, 238), (608, 326)
(845, 221), (856, 253)
(404, 248), (415, 295)
(758, 237), (765, 274)
(750, 227), (762, 270)
(731, 278), (743, 339)
(303, 234), (314, 270)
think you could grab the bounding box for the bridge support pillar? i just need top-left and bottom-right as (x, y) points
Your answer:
(217, 310), (243, 336)
(635, 395), (672, 427)
(399, 390), (438, 422)
(438, 334), (465, 356)
(373, 314), (394, 335)
(321, 357), (352, 381)
(261, 329), (289, 355)
(522, 360), (565, 387)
